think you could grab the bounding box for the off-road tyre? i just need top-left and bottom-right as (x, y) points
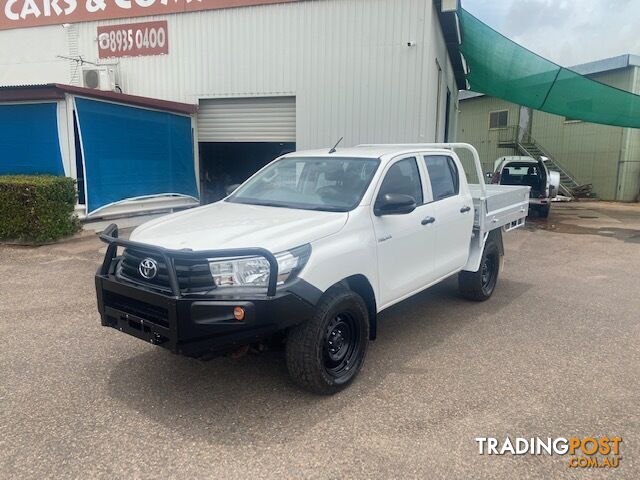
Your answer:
(458, 238), (501, 302)
(286, 289), (369, 395)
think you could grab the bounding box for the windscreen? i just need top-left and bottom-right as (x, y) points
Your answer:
(228, 157), (379, 212)
(500, 163), (543, 191)
(503, 164), (540, 179)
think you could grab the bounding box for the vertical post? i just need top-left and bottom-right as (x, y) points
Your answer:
(162, 253), (181, 297)
(428, 143), (487, 198)
(100, 244), (118, 275)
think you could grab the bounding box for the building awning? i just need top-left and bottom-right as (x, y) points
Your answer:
(435, 0), (468, 90)
(458, 9), (640, 129)
(0, 84), (199, 217)
(0, 84), (197, 115)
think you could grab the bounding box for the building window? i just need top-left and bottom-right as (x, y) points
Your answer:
(489, 110), (509, 129)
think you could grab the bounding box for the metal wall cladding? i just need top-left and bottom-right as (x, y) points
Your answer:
(457, 66), (640, 200)
(530, 69), (630, 200)
(0, 24), (69, 85)
(198, 96), (296, 142)
(64, 0), (457, 149)
(455, 95), (522, 180)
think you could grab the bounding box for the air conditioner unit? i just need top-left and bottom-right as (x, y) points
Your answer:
(82, 67), (116, 91)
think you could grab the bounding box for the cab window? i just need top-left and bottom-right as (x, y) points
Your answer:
(424, 156), (459, 201)
(376, 157), (423, 205)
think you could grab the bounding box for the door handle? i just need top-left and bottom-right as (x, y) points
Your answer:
(421, 217), (436, 225)
(460, 206), (471, 213)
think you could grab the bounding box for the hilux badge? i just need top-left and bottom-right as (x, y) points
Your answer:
(139, 258), (158, 279)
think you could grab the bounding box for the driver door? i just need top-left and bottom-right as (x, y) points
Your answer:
(372, 156), (437, 307)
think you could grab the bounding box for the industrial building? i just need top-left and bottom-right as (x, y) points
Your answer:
(0, 0), (465, 219)
(457, 55), (640, 202)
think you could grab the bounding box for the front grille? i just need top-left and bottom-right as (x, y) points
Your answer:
(103, 290), (169, 328)
(117, 248), (215, 294)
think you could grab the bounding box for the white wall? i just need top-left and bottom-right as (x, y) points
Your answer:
(0, 24), (70, 85)
(0, 0), (459, 149)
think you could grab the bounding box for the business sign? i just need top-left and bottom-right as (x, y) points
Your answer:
(98, 20), (167, 58)
(0, 0), (299, 31)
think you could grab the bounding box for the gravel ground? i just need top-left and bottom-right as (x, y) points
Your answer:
(1, 202), (639, 479)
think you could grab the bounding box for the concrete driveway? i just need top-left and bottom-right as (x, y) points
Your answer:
(1, 202), (639, 479)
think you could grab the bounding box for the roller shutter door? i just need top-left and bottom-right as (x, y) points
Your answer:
(197, 96), (296, 142)
(75, 98), (198, 214)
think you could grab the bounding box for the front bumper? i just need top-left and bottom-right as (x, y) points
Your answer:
(95, 224), (317, 357)
(96, 274), (316, 357)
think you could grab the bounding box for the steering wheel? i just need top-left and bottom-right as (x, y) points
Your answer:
(316, 186), (341, 199)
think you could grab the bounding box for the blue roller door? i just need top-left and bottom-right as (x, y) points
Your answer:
(75, 98), (198, 214)
(0, 103), (64, 175)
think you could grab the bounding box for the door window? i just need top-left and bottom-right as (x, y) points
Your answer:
(376, 157), (423, 205)
(424, 156), (459, 201)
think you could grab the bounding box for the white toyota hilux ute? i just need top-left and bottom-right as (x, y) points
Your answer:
(96, 143), (530, 394)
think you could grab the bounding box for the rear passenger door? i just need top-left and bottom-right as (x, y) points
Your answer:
(372, 156), (437, 307)
(422, 155), (474, 279)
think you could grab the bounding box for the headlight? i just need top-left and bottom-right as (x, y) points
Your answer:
(208, 244), (311, 288)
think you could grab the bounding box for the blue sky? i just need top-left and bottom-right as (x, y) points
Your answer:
(462, 0), (640, 66)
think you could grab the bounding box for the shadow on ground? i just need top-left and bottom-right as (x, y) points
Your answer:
(107, 276), (532, 446)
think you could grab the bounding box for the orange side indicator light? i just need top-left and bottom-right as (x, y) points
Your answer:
(233, 306), (245, 321)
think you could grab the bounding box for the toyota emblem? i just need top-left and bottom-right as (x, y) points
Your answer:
(138, 258), (159, 280)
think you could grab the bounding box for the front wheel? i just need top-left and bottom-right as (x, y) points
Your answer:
(286, 289), (369, 395)
(458, 238), (501, 302)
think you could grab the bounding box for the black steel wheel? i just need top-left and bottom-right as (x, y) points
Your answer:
(459, 234), (501, 302)
(286, 289), (369, 395)
(323, 312), (362, 379)
(480, 249), (499, 297)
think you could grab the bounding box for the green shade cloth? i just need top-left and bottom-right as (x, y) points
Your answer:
(459, 9), (640, 128)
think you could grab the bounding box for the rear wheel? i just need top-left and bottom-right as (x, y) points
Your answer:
(459, 238), (501, 302)
(286, 289), (369, 395)
(538, 204), (550, 218)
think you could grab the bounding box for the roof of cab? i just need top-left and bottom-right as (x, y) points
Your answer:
(498, 156), (536, 164)
(282, 146), (455, 161)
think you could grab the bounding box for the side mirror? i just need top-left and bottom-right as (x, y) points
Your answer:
(485, 172), (494, 179)
(374, 193), (417, 216)
(225, 183), (241, 195)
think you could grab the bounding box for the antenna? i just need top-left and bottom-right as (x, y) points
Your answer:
(328, 137), (343, 154)
(56, 55), (100, 67)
